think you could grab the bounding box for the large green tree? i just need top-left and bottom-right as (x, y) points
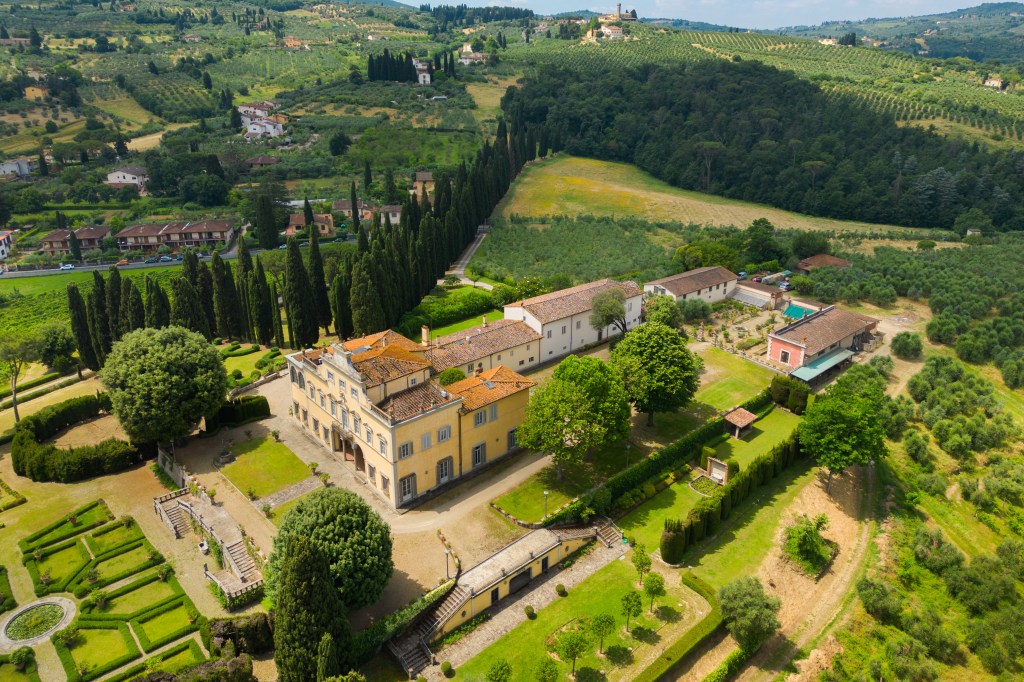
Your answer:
(88, 271), (112, 363)
(170, 278), (211, 339)
(106, 265), (122, 341)
(348, 257), (385, 336)
(267, 488), (393, 610)
(644, 294), (683, 329)
(144, 276), (170, 330)
(555, 630), (589, 676)
(308, 229), (333, 334)
(798, 368), (886, 492)
(273, 537), (350, 682)
(516, 355), (630, 481)
(0, 337), (39, 423)
(719, 577), (781, 650)
(38, 324), (76, 374)
(101, 326), (227, 443)
(250, 258), (275, 345)
(211, 253), (241, 341)
(330, 268), (353, 340)
(589, 288), (629, 335)
(254, 192), (279, 250)
(67, 283), (98, 371)
(611, 322), (701, 426)
(119, 278), (145, 335)
(285, 238), (319, 348)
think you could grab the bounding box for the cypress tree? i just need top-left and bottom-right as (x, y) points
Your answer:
(272, 537), (350, 682)
(144, 276), (170, 329)
(349, 181), (360, 234)
(303, 198), (314, 226)
(255, 192), (279, 249)
(330, 267), (353, 340)
(170, 277), (210, 339)
(363, 160), (372, 190)
(196, 262), (217, 338)
(349, 256), (386, 335)
(67, 283), (99, 371)
(236, 239), (255, 342)
(89, 271), (111, 360)
(271, 281), (285, 349)
(284, 239), (318, 348)
(357, 225), (369, 254)
(307, 229), (332, 334)
(106, 265), (122, 341)
(211, 253), (241, 340)
(315, 633), (339, 682)
(182, 250), (200, 284)
(68, 229), (81, 261)
(250, 258), (275, 345)
(119, 277), (145, 334)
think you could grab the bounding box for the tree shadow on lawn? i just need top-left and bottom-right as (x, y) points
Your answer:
(176, 422), (275, 476)
(655, 604), (681, 623)
(350, 568), (427, 630)
(631, 625), (660, 645)
(605, 645), (634, 667)
(575, 667), (606, 682)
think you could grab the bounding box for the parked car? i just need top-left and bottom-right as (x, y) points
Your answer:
(778, 282), (792, 291)
(59, 263), (75, 270)
(174, 254), (183, 261)
(752, 276), (762, 283)
(116, 259), (129, 266)
(299, 241), (310, 247)
(145, 257), (159, 264)
(159, 255), (173, 262)
(737, 271), (747, 280)
(277, 244), (287, 249)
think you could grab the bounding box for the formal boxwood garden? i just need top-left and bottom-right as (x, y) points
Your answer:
(130, 598), (202, 652)
(0, 477), (27, 512)
(83, 520), (144, 556)
(101, 640), (205, 682)
(5, 604), (65, 640)
(0, 651), (42, 681)
(52, 621), (141, 682)
(19, 500), (113, 553)
(0, 565), (15, 614)
(69, 540), (165, 598)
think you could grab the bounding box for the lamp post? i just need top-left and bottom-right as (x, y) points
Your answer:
(543, 490), (549, 519)
(444, 548), (451, 579)
(625, 443), (631, 470)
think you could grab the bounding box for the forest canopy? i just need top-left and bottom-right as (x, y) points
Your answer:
(501, 59), (1024, 232)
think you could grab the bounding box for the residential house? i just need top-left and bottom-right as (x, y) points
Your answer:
(0, 230), (13, 261)
(644, 266), (737, 304)
(0, 157), (35, 179)
(24, 85), (47, 101)
(105, 166), (147, 190)
(731, 280), (784, 310)
(113, 220), (234, 252)
(237, 101), (278, 120)
(818, 38), (838, 45)
(0, 38), (31, 47)
(282, 36), (309, 50)
(245, 119), (284, 138)
(602, 25), (624, 39)
(181, 34), (201, 42)
(503, 278), (643, 361)
(795, 254), (852, 274)
(286, 329), (535, 508)
(245, 155), (280, 168)
(412, 171), (434, 196)
(422, 317), (542, 374)
(380, 204), (402, 225)
(767, 305), (879, 382)
(458, 52), (486, 65)
(984, 77), (1004, 90)
(40, 224), (111, 256)
(286, 213), (334, 237)
(332, 199), (375, 223)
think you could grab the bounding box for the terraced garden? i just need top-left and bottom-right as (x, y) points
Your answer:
(10, 500), (208, 681)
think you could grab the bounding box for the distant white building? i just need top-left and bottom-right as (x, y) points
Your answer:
(0, 230), (13, 261)
(106, 166), (147, 190)
(0, 157), (35, 179)
(246, 120), (285, 138)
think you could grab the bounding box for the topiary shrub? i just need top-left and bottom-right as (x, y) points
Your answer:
(524, 605), (535, 619)
(556, 584), (567, 597)
(441, 661), (453, 677)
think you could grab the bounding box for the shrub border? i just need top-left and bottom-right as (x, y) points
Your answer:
(0, 374), (84, 411)
(0, 478), (27, 512)
(0, 652), (42, 682)
(102, 639), (205, 682)
(83, 520), (144, 556)
(18, 500), (110, 553)
(129, 598), (202, 653)
(70, 540), (164, 598)
(80, 572), (186, 622)
(23, 538), (92, 596)
(54, 620), (141, 682)
(0, 566), (15, 615)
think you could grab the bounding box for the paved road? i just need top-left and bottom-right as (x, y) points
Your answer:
(443, 231), (493, 290)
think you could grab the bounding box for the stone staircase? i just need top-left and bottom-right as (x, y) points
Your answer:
(164, 504), (191, 539)
(596, 519), (623, 547)
(225, 540), (260, 583)
(388, 584), (470, 678)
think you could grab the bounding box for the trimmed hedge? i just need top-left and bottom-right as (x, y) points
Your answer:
(19, 500), (112, 553)
(0, 370), (64, 400)
(0, 478), (27, 512)
(130, 598), (203, 652)
(11, 394), (141, 483)
(80, 573), (186, 621)
(546, 389), (773, 526)
(0, 652), (41, 681)
(102, 640), (204, 682)
(83, 520), (144, 556)
(221, 343), (260, 358)
(23, 538), (92, 596)
(635, 573), (723, 682)
(203, 395), (271, 434)
(69, 540), (164, 598)
(702, 645), (754, 682)
(53, 621), (141, 682)
(0, 566), (15, 614)
(352, 579), (456, 665)
(0, 375), (85, 411)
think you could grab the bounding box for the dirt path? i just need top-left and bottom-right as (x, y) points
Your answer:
(734, 466), (875, 682)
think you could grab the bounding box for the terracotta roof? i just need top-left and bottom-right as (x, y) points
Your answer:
(40, 229), (72, 243)
(771, 306), (877, 357)
(75, 225), (112, 240)
(245, 155), (280, 166)
(376, 381), (458, 422)
(724, 407), (757, 429)
(646, 266), (736, 297)
(507, 279), (642, 325)
(342, 329), (424, 354)
(446, 366), (535, 412)
(288, 213), (332, 226)
(425, 319), (541, 373)
(114, 220), (234, 239)
(414, 171), (434, 182)
(798, 254), (851, 271)
(350, 345), (430, 387)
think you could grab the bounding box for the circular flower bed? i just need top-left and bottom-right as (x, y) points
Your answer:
(5, 603), (65, 641)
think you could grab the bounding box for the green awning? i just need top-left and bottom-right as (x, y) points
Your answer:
(783, 304), (814, 319)
(791, 348), (854, 382)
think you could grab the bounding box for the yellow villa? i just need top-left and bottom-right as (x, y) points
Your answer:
(286, 330), (535, 508)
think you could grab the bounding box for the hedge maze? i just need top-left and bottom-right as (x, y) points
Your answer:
(14, 500), (208, 681)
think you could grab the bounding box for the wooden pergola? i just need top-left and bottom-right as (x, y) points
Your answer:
(724, 407), (758, 439)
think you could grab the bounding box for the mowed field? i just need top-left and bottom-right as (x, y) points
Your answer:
(498, 156), (914, 234)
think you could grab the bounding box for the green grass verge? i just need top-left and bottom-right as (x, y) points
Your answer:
(0, 478), (27, 513)
(618, 476), (704, 550)
(634, 573), (722, 682)
(23, 538), (92, 596)
(0, 654), (41, 682)
(102, 639), (205, 682)
(222, 437), (310, 499)
(69, 540), (164, 598)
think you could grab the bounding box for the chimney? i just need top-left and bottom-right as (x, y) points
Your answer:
(466, 335), (471, 345)
(482, 315), (488, 328)
(421, 326), (430, 347)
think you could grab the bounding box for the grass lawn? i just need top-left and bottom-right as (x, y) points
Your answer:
(223, 437), (310, 499)
(493, 442), (631, 522)
(419, 309), (504, 342)
(456, 558), (704, 681)
(0, 377), (103, 433)
(157, 642), (204, 672)
(106, 579), (178, 617)
(496, 156), (910, 235)
(0, 662), (37, 681)
(693, 347), (776, 412)
(138, 603), (192, 642)
(36, 542), (90, 584)
(68, 626), (136, 673)
(92, 544), (155, 581)
(86, 524), (144, 555)
(25, 502), (111, 550)
(710, 408), (801, 471)
(618, 478), (704, 551)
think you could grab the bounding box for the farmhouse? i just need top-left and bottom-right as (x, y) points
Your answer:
(412, 171), (435, 196)
(245, 119), (284, 138)
(332, 199), (375, 222)
(731, 280), (784, 310)
(422, 317), (542, 374)
(413, 58), (431, 85)
(504, 279), (643, 360)
(286, 213), (334, 237)
(768, 305), (878, 382)
(40, 224), (111, 256)
(105, 166), (147, 190)
(644, 266), (737, 304)
(113, 220), (234, 252)
(286, 330), (535, 508)
(0, 230), (12, 261)
(458, 52), (486, 65)
(602, 25), (624, 39)
(795, 254), (852, 274)
(237, 101), (278, 120)
(245, 155), (280, 168)
(24, 85), (46, 101)
(984, 77), (1004, 90)
(0, 157), (35, 179)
